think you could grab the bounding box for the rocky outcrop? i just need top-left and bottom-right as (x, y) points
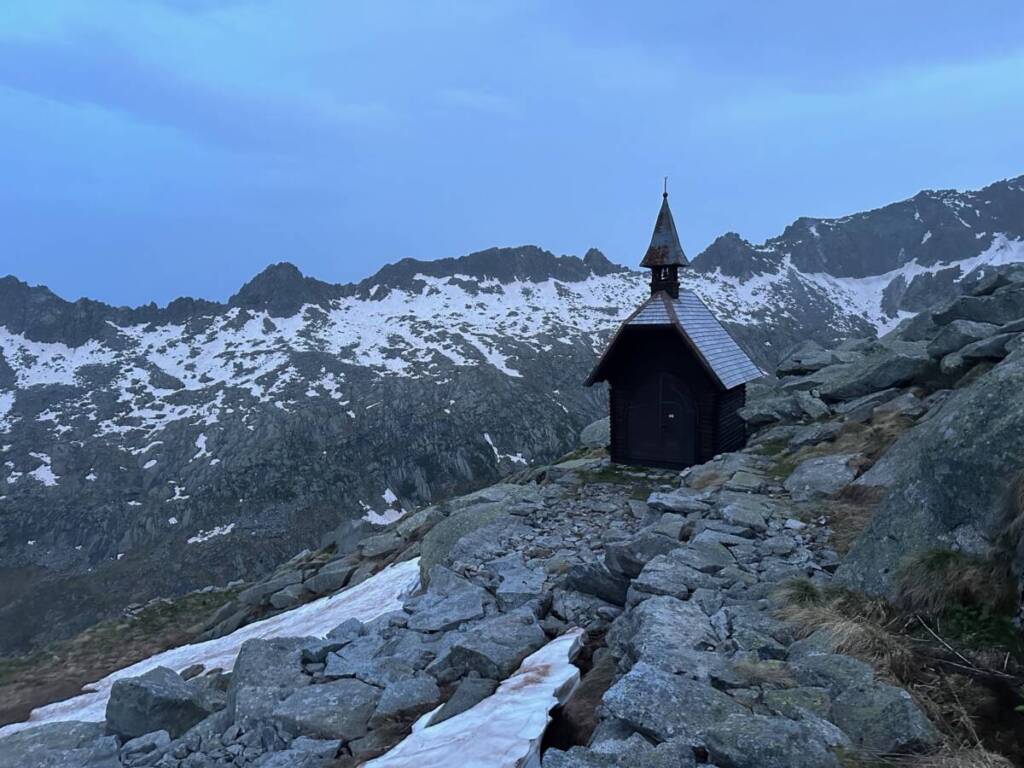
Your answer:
(735, 263), (1024, 615)
(838, 343), (1024, 595)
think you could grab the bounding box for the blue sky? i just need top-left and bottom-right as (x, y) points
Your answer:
(0, 1), (1022, 306)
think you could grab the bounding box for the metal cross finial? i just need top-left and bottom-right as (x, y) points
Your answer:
(663, 176), (668, 198)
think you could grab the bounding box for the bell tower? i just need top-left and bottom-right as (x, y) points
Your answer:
(639, 180), (688, 298)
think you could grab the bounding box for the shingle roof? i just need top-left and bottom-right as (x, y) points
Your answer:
(640, 194), (688, 268)
(586, 290), (763, 390)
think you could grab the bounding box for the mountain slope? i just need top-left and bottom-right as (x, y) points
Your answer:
(0, 175), (1022, 654)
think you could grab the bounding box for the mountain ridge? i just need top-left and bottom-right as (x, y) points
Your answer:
(1, 173), (1023, 655)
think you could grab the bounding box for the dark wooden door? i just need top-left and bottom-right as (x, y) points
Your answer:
(625, 371), (696, 467)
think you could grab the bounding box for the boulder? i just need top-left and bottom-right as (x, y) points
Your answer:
(814, 348), (933, 402)
(119, 729), (170, 766)
(604, 531), (680, 579)
(304, 559), (357, 596)
(926, 319), (999, 358)
(251, 738), (341, 767)
(490, 554), (547, 609)
(327, 617), (366, 644)
(970, 265), (1024, 297)
(358, 530), (403, 558)
(418, 503), (515, 581)
(646, 488), (711, 515)
(426, 608), (548, 683)
(238, 572), (303, 607)
(671, 540), (736, 573)
(0, 721), (120, 768)
(763, 687), (832, 720)
(105, 666), (210, 740)
(580, 417), (610, 448)
(719, 499), (767, 533)
(629, 555), (715, 603)
(404, 565), (491, 632)
(793, 391), (830, 421)
(777, 341), (837, 376)
(933, 287), (1024, 326)
(544, 736), (697, 767)
(738, 394), (804, 427)
(272, 679), (381, 741)
(704, 713), (839, 768)
(783, 454), (858, 502)
(394, 505), (444, 540)
(269, 582), (312, 610)
(787, 422), (843, 449)
(650, 512), (688, 540)
(833, 388), (902, 420)
(566, 562), (630, 606)
(227, 637), (310, 726)
(602, 661), (746, 743)
(838, 348), (1024, 597)
(427, 676), (498, 726)
(830, 682), (940, 754)
(959, 332), (1017, 360)
(789, 654), (875, 695)
(325, 518), (371, 558)
(608, 595), (717, 673)
(370, 677), (442, 726)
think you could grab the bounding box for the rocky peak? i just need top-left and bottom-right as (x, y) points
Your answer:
(692, 175), (1024, 280)
(0, 275), (119, 346)
(358, 245), (626, 297)
(582, 247), (623, 276)
(228, 262), (340, 317)
(690, 232), (777, 279)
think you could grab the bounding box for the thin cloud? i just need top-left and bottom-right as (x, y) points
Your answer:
(0, 30), (391, 153)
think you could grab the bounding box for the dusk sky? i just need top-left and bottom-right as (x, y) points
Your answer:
(1, 1), (1022, 306)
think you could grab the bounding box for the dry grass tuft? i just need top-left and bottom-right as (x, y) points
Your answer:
(824, 498), (882, 555)
(893, 551), (1015, 616)
(776, 582), (915, 681)
(840, 746), (1015, 768)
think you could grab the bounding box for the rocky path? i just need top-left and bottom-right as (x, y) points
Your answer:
(0, 435), (943, 767)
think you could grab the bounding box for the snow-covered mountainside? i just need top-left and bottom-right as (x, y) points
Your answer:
(0, 174), (1022, 655)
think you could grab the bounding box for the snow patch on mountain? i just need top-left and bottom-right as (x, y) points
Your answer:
(0, 331), (116, 388)
(483, 433), (528, 466)
(187, 523), (235, 544)
(27, 452), (58, 487)
(0, 391), (14, 433)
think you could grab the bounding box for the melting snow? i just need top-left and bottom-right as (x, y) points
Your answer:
(363, 490), (408, 526)
(28, 452), (58, 487)
(186, 523), (236, 544)
(366, 628), (583, 767)
(0, 391), (14, 433)
(167, 482), (190, 501)
(0, 331), (116, 388)
(192, 434), (210, 461)
(483, 433), (528, 466)
(0, 559), (421, 736)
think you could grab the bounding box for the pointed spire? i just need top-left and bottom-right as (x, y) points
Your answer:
(640, 185), (688, 268)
